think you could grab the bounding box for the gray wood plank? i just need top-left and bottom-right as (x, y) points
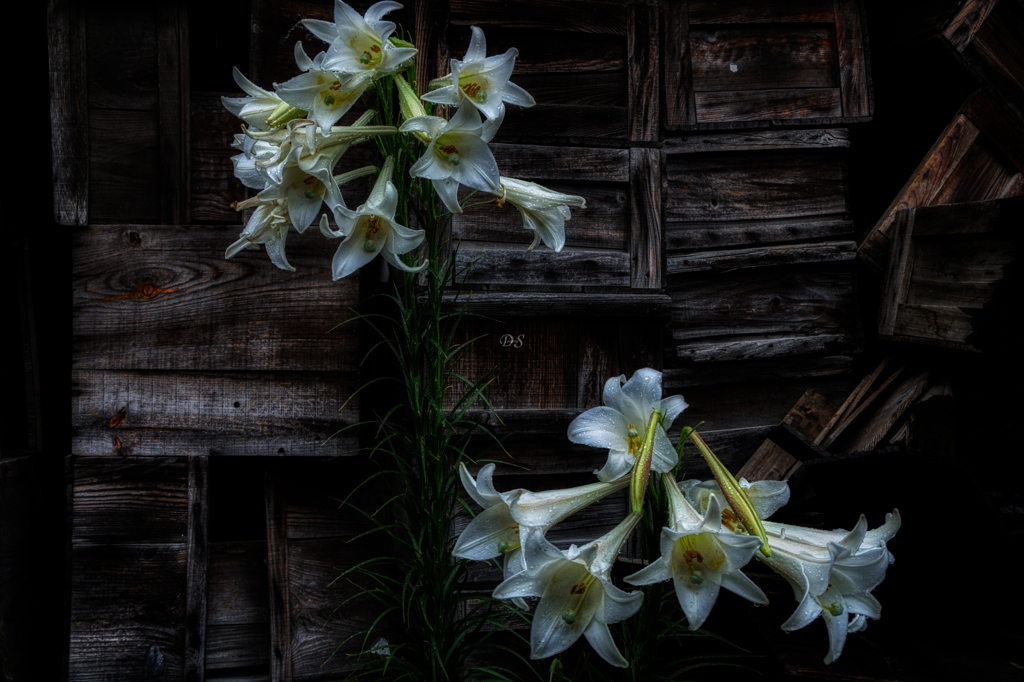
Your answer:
(664, 128), (850, 154)
(185, 456), (208, 682)
(695, 88), (842, 123)
(667, 241), (856, 274)
(666, 216), (854, 251)
(629, 147), (662, 288)
(48, 0), (89, 225)
(628, 1), (659, 141)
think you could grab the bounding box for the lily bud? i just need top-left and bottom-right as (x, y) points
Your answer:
(394, 75), (430, 141)
(630, 409), (661, 514)
(682, 427), (772, 557)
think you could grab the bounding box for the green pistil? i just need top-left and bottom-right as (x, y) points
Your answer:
(363, 239), (376, 252)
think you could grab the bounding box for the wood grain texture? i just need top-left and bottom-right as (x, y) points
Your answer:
(491, 144), (629, 182)
(185, 456), (208, 682)
(208, 542), (269, 626)
(690, 26), (838, 92)
(206, 623), (270, 671)
(666, 151), (846, 222)
(668, 240), (855, 274)
(962, 86), (1024, 174)
(890, 304), (978, 348)
(70, 542), (187, 624)
(72, 370), (360, 457)
(72, 457), (188, 542)
(666, 216), (854, 250)
(497, 103), (628, 139)
(68, 621), (184, 682)
(455, 247), (631, 287)
(858, 112), (981, 271)
(630, 147), (662, 288)
(674, 333), (856, 363)
(689, 0), (835, 24)
(415, 0), (447, 97)
(84, 3), (158, 110)
(157, 2), (189, 225)
(265, 471), (292, 682)
(822, 365), (905, 450)
(88, 109), (162, 224)
(834, 0), (870, 118)
(668, 264), (860, 342)
(628, 1), (659, 141)
(450, 0), (628, 34)
(190, 149), (244, 223)
(942, 0), (999, 52)
(448, 25), (627, 74)
(48, 0), (89, 225)
(736, 389), (837, 482)
(928, 134), (1023, 206)
(878, 209), (915, 336)
(695, 87), (842, 123)
(73, 225), (360, 372)
(911, 194), (1023, 236)
(837, 371), (930, 454)
(665, 354), (851, 387)
(664, 128), (850, 154)
(436, 292), (673, 317)
(664, 0), (696, 127)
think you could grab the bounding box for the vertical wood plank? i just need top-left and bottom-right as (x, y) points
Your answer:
(157, 2), (190, 225)
(185, 456), (209, 682)
(628, 1), (660, 141)
(663, 0), (695, 127)
(48, 0), (89, 225)
(834, 0), (870, 118)
(630, 147), (663, 289)
(265, 468), (292, 682)
(415, 0), (450, 95)
(878, 208), (916, 337)
(63, 456), (74, 682)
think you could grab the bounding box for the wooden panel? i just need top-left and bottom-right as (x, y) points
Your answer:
(690, 26), (838, 92)
(736, 388), (837, 482)
(208, 542), (269, 626)
(491, 144), (629, 182)
(447, 26), (626, 74)
(265, 471), (292, 682)
(49, 0), (89, 225)
(942, 0), (999, 53)
(89, 109), (162, 224)
(664, 0), (696, 126)
(68, 622), (184, 682)
(449, 0), (628, 34)
(664, 128), (850, 153)
(190, 149), (242, 223)
(498, 103), (628, 139)
(72, 370), (360, 457)
(667, 216), (854, 250)
(905, 235), (1014, 307)
(70, 542), (187, 624)
(627, 1), (659, 141)
(673, 334), (855, 363)
(157, 3), (189, 225)
(72, 457), (188, 541)
(694, 87), (842, 123)
(929, 135), (1023, 205)
(455, 248), (631, 287)
(207, 623), (270, 671)
(185, 456), (208, 682)
(438, 292), (673, 317)
(73, 225), (360, 372)
(668, 264), (860, 342)
(85, 3), (158, 110)
(834, 0), (871, 117)
(452, 182), (627, 250)
(689, 0), (836, 24)
(629, 147), (662, 288)
(666, 152), (846, 222)
(665, 354), (852, 388)
(667, 240), (855, 274)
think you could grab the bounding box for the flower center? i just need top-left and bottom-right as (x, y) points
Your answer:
(561, 573), (597, 625)
(626, 424), (643, 456)
(721, 508), (742, 533)
(319, 79), (357, 110)
(435, 142), (460, 166)
(298, 175), (324, 200)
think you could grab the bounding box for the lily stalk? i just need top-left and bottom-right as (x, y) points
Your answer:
(630, 409), (662, 515)
(682, 426), (772, 557)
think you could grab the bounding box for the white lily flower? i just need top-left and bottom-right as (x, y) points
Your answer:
(757, 515), (898, 664)
(230, 135), (277, 189)
(625, 473), (767, 630)
(222, 67), (302, 142)
(400, 105), (502, 214)
(303, 1), (417, 79)
(274, 42), (372, 133)
(493, 514), (643, 667)
(491, 177), (586, 252)
(763, 510), (902, 552)
(567, 368), (688, 482)
(422, 26), (535, 120)
(680, 477), (792, 524)
(319, 156), (427, 279)
(225, 202), (295, 272)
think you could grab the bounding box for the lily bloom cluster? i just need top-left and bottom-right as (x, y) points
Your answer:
(454, 368), (901, 668)
(221, 0), (586, 279)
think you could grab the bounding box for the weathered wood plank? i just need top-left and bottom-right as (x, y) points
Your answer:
(73, 457), (188, 541)
(627, 2), (659, 141)
(695, 88), (842, 123)
(191, 93), (239, 151)
(690, 26), (838, 92)
(815, 356), (887, 446)
(191, 149), (243, 223)
(822, 365), (905, 450)
(455, 248), (631, 287)
(508, 72), (627, 108)
(73, 225), (360, 372)
(666, 216), (854, 250)
(666, 152), (846, 222)
(890, 304), (978, 348)
(88, 109), (162, 224)
(858, 112), (981, 271)
(674, 333), (856, 363)
(157, 2), (189, 225)
(879, 209), (915, 336)
(453, 181), (627, 251)
(70, 542), (187, 624)
(834, 0), (871, 118)
(911, 194), (1024, 236)
(665, 355), (852, 388)
(415, 0), (447, 98)
(837, 371), (930, 454)
(48, 0), (89, 225)
(207, 623), (270, 671)
(449, 0), (628, 35)
(491, 144), (629, 182)
(668, 240), (856, 274)
(497, 103), (628, 139)
(208, 542), (269, 626)
(265, 471), (292, 682)
(942, 0), (999, 53)
(85, 3), (158, 111)
(663, 0), (696, 127)
(448, 26), (627, 74)
(736, 389), (837, 482)
(185, 456), (208, 682)
(689, 0), (835, 24)
(668, 265), (860, 342)
(929, 134), (1023, 206)
(72, 370), (360, 457)
(436, 292), (673, 317)
(68, 622), (184, 682)
(629, 147), (662, 288)
(962, 85), (1024, 175)
(664, 128), (850, 154)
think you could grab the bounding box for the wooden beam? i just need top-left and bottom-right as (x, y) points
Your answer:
(629, 147), (663, 289)
(663, 0), (696, 127)
(185, 456), (209, 682)
(47, 0), (89, 225)
(265, 468), (292, 682)
(156, 2), (190, 225)
(628, 1), (659, 141)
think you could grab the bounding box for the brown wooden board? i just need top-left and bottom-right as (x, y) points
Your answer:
(859, 91), (1024, 272)
(664, 0), (872, 128)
